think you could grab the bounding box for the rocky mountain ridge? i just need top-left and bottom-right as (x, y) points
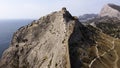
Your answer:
(0, 7), (120, 68)
(79, 14), (98, 22)
(0, 8), (73, 68)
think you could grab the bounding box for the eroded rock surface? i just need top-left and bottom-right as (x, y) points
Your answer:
(0, 8), (75, 68)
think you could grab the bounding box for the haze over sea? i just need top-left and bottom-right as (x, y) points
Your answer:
(0, 19), (33, 58)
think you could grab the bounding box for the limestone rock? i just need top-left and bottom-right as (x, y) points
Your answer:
(0, 8), (74, 68)
(99, 3), (120, 19)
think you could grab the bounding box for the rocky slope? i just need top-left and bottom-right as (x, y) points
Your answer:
(86, 16), (120, 39)
(95, 17), (120, 39)
(69, 24), (120, 68)
(0, 8), (120, 68)
(99, 3), (120, 19)
(0, 8), (73, 68)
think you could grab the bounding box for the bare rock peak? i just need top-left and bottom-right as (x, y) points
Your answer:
(62, 7), (67, 11)
(0, 8), (79, 68)
(99, 3), (120, 19)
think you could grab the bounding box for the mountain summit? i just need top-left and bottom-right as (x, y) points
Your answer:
(0, 7), (74, 68)
(99, 3), (120, 19)
(0, 7), (120, 68)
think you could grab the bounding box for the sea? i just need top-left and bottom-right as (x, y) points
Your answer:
(0, 19), (33, 58)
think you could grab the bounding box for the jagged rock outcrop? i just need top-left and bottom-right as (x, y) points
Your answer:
(99, 3), (120, 19)
(0, 8), (120, 68)
(0, 8), (74, 68)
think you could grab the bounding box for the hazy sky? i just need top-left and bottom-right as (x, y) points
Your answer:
(0, 0), (120, 19)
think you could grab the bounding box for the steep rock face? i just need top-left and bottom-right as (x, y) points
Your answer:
(0, 8), (76, 68)
(99, 3), (120, 19)
(69, 24), (120, 68)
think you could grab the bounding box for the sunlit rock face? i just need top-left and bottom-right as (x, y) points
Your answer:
(0, 7), (120, 68)
(99, 3), (120, 19)
(0, 8), (74, 68)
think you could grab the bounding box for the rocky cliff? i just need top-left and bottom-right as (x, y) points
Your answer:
(99, 3), (120, 19)
(0, 8), (73, 68)
(0, 8), (120, 68)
